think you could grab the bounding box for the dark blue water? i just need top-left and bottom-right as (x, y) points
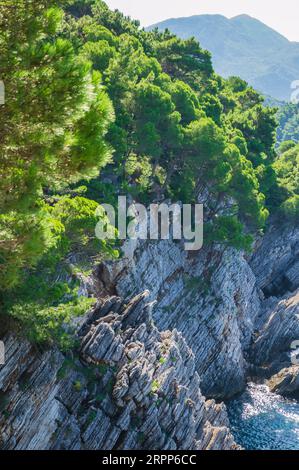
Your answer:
(227, 383), (299, 450)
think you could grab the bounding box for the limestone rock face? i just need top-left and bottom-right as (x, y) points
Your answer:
(99, 220), (299, 403)
(251, 290), (299, 374)
(101, 239), (261, 399)
(0, 218), (298, 450)
(248, 222), (299, 386)
(268, 366), (299, 398)
(250, 224), (299, 297)
(0, 293), (238, 450)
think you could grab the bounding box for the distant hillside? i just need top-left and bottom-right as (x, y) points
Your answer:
(148, 14), (299, 101)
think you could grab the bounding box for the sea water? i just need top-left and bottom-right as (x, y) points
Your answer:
(227, 383), (299, 450)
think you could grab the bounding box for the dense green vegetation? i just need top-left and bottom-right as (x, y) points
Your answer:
(276, 103), (299, 146)
(0, 0), (297, 348)
(0, 0), (117, 346)
(275, 141), (299, 220)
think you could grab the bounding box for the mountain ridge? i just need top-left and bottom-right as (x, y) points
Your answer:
(147, 14), (299, 100)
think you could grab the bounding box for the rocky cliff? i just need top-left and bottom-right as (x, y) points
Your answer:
(0, 293), (237, 450)
(100, 239), (261, 400)
(0, 221), (298, 450)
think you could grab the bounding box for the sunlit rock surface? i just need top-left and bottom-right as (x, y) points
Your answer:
(0, 293), (238, 450)
(0, 220), (298, 450)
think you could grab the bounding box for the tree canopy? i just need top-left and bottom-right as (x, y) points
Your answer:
(1, 0), (294, 347)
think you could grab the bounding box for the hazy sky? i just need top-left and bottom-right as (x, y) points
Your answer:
(105, 0), (299, 42)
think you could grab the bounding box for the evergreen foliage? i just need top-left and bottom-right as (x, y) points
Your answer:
(0, 0), (295, 347)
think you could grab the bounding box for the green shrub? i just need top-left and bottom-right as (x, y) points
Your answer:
(10, 295), (95, 351)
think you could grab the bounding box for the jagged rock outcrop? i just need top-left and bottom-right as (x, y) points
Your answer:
(0, 292), (238, 450)
(99, 238), (261, 399)
(251, 290), (299, 376)
(268, 366), (299, 399)
(0, 218), (298, 449)
(248, 222), (299, 389)
(98, 219), (299, 402)
(251, 223), (299, 298)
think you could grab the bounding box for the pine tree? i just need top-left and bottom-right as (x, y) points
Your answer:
(0, 1), (114, 288)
